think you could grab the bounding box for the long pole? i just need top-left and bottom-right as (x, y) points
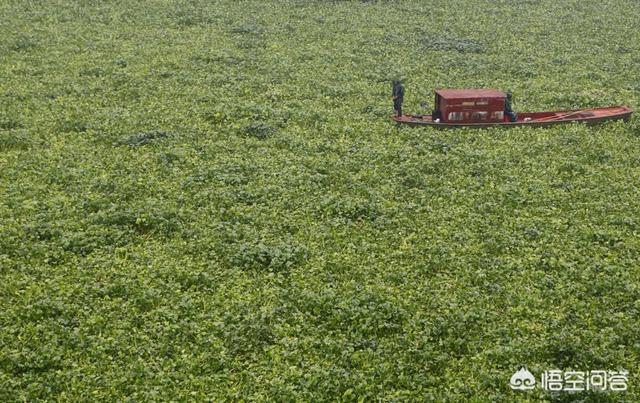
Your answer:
(532, 107), (600, 122)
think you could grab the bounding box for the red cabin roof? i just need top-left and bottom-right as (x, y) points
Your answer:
(435, 88), (506, 100)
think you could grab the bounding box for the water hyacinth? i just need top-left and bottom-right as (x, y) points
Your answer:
(1, 0), (639, 400)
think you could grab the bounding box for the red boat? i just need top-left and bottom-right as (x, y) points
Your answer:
(392, 89), (633, 128)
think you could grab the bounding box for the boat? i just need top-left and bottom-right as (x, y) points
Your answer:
(392, 89), (633, 128)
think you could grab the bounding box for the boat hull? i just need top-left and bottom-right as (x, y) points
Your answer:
(392, 106), (633, 128)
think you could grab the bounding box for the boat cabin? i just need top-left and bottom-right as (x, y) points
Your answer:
(434, 89), (506, 123)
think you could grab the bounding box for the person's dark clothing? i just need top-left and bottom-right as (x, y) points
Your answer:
(504, 97), (513, 113)
(392, 83), (405, 100)
(504, 95), (517, 122)
(392, 82), (405, 116)
(394, 99), (403, 116)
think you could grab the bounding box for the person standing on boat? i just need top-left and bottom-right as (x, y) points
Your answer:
(505, 91), (517, 122)
(392, 80), (405, 117)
